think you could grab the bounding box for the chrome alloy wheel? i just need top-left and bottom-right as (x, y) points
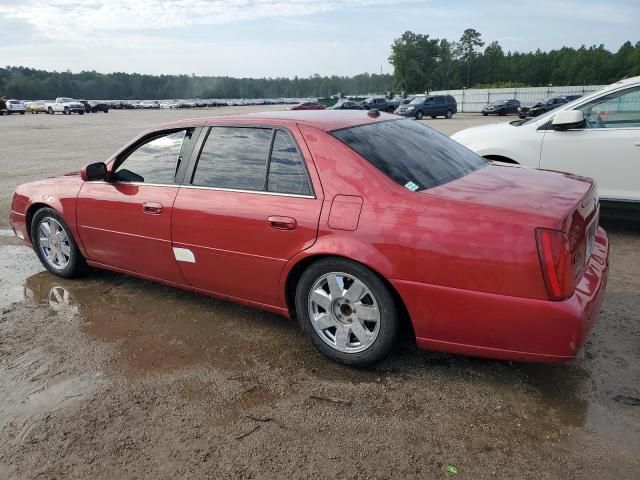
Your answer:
(37, 217), (71, 269)
(308, 272), (380, 353)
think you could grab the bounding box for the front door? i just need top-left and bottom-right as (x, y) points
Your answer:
(76, 128), (196, 283)
(540, 86), (640, 201)
(172, 126), (323, 307)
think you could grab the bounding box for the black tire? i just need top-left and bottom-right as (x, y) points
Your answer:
(445, 109), (453, 119)
(48, 107), (54, 114)
(415, 110), (424, 120)
(79, 111), (84, 115)
(20, 111), (25, 115)
(482, 112), (488, 116)
(104, 109), (108, 113)
(30, 208), (88, 278)
(430, 115), (437, 119)
(64, 107), (69, 115)
(295, 257), (399, 367)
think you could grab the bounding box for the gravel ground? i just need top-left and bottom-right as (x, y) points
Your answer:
(0, 108), (638, 479)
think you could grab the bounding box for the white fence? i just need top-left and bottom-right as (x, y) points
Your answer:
(428, 85), (606, 113)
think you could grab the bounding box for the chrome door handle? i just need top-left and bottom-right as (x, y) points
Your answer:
(267, 216), (297, 230)
(143, 202), (163, 214)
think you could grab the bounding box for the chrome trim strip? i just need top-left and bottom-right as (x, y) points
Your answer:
(99, 181), (315, 199)
(179, 184), (316, 199)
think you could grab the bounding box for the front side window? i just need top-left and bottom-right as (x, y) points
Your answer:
(332, 119), (486, 191)
(192, 127), (272, 191)
(577, 87), (640, 129)
(113, 130), (191, 184)
(267, 131), (312, 195)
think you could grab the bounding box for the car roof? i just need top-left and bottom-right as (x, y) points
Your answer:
(153, 110), (399, 133)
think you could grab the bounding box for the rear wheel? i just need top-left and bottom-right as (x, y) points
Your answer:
(445, 109), (453, 119)
(295, 258), (399, 367)
(48, 107), (54, 114)
(31, 208), (88, 278)
(430, 114), (437, 119)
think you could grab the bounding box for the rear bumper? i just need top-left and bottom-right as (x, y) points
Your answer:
(393, 227), (609, 363)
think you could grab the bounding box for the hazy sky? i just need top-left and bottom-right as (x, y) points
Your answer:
(0, 0), (638, 78)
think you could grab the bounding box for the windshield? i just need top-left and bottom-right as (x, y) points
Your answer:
(60, 98), (74, 102)
(331, 119), (486, 191)
(492, 100), (507, 106)
(409, 97), (424, 105)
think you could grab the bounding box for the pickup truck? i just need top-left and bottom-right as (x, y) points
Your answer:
(360, 96), (401, 113)
(46, 97), (85, 115)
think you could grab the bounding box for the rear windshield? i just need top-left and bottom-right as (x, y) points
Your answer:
(331, 119), (486, 191)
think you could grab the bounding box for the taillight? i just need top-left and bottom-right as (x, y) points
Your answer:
(535, 228), (576, 301)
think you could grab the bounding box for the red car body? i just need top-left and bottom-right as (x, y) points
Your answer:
(10, 111), (609, 363)
(290, 101), (326, 110)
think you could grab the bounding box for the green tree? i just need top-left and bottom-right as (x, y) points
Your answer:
(458, 28), (485, 87)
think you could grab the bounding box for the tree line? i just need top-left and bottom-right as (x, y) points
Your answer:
(0, 68), (393, 100)
(390, 29), (640, 93)
(1, 29), (638, 100)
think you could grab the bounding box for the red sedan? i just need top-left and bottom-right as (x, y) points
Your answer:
(9, 111), (609, 367)
(289, 101), (326, 110)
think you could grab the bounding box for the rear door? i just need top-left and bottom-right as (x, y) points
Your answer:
(76, 128), (197, 283)
(540, 86), (640, 202)
(172, 125), (323, 307)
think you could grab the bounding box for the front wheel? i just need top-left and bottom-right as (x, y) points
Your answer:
(445, 109), (453, 119)
(415, 110), (424, 120)
(31, 208), (88, 278)
(295, 258), (399, 367)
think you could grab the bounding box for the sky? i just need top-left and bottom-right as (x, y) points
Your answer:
(0, 0), (638, 78)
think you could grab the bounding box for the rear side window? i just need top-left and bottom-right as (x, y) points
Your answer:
(331, 119), (486, 191)
(192, 127), (272, 191)
(267, 131), (311, 195)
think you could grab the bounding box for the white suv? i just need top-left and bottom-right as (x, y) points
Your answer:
(452, 76), (640, 213)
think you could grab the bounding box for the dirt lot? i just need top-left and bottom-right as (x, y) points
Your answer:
(1, 109), (639, 479)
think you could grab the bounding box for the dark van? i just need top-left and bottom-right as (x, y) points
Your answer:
(395, 94), (457, 119)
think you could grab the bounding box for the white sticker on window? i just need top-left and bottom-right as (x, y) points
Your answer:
(404, 181), (419, 191)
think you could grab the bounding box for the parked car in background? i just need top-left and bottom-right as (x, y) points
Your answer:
(89, 100), (109, 113)
(6, 99), (26, 114)
(518, 97), (568, 118)
(0, 97), (6, 115)
(360, 96), (400, 113)
(482, 99), (520, 116)
(140, 101), (160, 109)
(25, 101), (47, 114)
(395, 94), (457, 119)
(160, 101), (180, 109)
(290, 101), (326, 110)
(452, 75), (640, 217)
(10, 110), (608, 367)
(564, 95), (582, 102)
(46, 98), (85, 115)
(327, 99), (365, 110)
(78, 100), (92, 113)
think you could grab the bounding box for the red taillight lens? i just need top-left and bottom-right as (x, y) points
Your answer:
(536, 228), (575, 301)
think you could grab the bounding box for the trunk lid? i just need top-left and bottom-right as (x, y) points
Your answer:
(426, 163), (599, 285)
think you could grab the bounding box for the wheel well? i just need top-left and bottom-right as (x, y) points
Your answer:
(25, 203), (51, 239)
(483, 154), (518, 164)
(284, 254), (414, 337)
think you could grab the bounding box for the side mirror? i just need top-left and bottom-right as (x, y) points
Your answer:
(81, 162), (108, 181)
(552, 110), (585, 130)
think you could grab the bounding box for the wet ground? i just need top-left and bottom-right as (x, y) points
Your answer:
(1, 109), (639, 479)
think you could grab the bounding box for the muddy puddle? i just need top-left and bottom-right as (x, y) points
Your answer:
(1, 235), (639, 478)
